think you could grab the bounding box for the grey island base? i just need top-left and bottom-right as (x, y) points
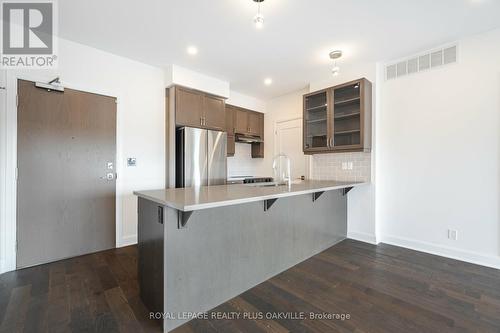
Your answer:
(134, 180), (366, 332)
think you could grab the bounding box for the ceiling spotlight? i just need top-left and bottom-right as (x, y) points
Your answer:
(264, 78), (273, 86)
(329, 50), (342, 76)
(253, 0), (265, 29)
(187, 46), (198, 55)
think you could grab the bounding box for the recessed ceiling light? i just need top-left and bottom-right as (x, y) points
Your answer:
(264, 78), (273, 86)
(187, 46), (198, 55)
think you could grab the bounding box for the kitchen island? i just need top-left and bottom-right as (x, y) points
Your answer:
(134, 180), (365, 332)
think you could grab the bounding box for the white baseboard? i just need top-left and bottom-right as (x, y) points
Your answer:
(0, 258), (6, 275)
(380, 234), (500, 270)
(347, 231), (378, 245)
(119, 234), (137, 247)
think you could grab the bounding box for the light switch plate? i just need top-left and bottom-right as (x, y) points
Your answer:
(127, 158), (137, 167)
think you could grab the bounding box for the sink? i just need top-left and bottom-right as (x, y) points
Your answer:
(244, 180), (303, 187)
(244, 182), (283, 187)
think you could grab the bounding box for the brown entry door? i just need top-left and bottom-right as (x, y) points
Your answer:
(16, 79), (117, 268)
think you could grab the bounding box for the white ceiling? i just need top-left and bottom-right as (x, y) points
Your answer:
(59, 0), (500, 100)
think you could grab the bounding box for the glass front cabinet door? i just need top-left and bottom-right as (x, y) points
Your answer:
(303, 89), (331, 152)
(303, 78), (372, 154)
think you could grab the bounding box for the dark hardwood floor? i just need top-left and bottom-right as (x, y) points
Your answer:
(2, 240), (500, 333)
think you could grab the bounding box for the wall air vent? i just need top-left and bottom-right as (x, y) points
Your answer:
(385, 44), (457, 81)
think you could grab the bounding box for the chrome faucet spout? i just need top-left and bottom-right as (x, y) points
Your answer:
(272, 154), (292, 189)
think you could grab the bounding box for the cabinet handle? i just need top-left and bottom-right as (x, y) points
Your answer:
(330, 138), (334, 147)
(327, 137), (330, 148)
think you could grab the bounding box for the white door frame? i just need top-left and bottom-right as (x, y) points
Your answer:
(273, 117), (312, 180)
(0, 72), (122, 273)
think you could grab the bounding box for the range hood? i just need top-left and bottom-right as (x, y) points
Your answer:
(235, 134), (263, 143)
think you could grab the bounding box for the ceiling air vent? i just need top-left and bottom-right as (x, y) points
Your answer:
(385, 44), (457, 81)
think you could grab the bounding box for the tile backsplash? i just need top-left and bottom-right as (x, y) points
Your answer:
(311, 152), (371, 182)
(227, 143), (263, 177)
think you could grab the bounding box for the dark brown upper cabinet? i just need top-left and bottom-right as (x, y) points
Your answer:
(226, 104), (264, 158)
(225, 105), (235, 156)
(227, 135), (235, 157)
(303, 78), (372, 154)
(225, 105), (236, 136)
(234, 108), (249, 135)
(203, 95), (225, 130)
(248, 111), (263, 136)
(175, 86), (226, 130)
(233, 108), (264, 138)
(175, 86), (204, 128)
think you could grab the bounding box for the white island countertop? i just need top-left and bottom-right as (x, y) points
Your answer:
(134, 180), (366, 212)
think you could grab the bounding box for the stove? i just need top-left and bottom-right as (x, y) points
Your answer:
(227, 176), (274, 184)
(242, 177), (274, 184)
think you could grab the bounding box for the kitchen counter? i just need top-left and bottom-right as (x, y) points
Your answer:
(134, 179), (365, 332)
(133, 180), (365, 212)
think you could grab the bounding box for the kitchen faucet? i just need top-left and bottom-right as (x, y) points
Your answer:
(272, 154), (291, 189)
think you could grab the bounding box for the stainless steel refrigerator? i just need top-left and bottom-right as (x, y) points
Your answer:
(176, 127), (227, 188)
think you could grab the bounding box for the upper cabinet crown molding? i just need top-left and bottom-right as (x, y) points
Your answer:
(303, 78), (372, 154)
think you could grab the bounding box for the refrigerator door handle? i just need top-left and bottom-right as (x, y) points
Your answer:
(207, 130), (227, 186)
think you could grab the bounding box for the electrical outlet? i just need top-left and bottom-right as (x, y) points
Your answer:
(342, 162), (354, 170)
(448, 229), (458, 241)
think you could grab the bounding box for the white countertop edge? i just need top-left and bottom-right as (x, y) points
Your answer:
(134, 182), (367, 212)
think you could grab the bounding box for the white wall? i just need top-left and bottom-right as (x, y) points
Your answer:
(0, 70), (7, 273)
(227, 143), (265, 177)
(377, 29), (500, 268)
(261, 89), (308, 176)
(226, 91), (267, 177)
(0, 38), (165, 273)
(226, 91), (266, 113)
(227, 90), (302, 179)
(166, 64), (230, 98)
(262, 74), (377, 244)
